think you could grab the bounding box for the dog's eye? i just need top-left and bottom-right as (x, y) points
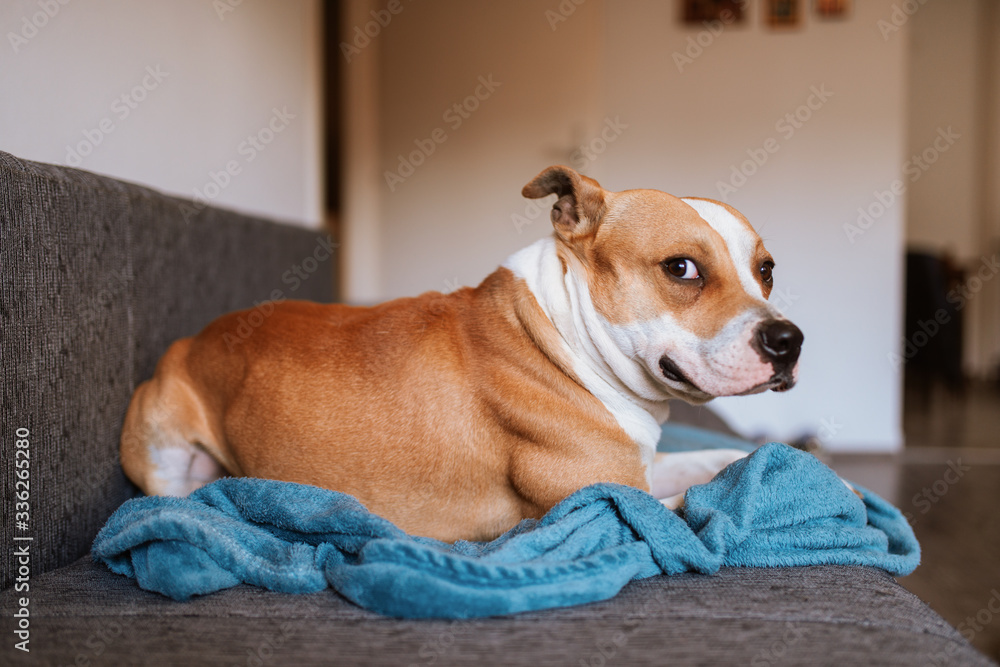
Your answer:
(760, 261), (774, 285)
(664, 258), (700, 280)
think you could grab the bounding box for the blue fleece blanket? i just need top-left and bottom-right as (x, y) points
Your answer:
(92, 442), (919, 618)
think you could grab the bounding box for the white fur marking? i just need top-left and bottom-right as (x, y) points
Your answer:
(681, 198), (763, 300)
(149, 445), (221, 496)
(504, 238), (665, 476)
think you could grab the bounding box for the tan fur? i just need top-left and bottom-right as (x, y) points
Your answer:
(121, 269), (645, 542)
(120, 165), (788, 542)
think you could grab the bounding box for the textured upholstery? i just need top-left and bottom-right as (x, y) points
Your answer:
(3, 558), (995, 666)
(0, 151), (334, 589)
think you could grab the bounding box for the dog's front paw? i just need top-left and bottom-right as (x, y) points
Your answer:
(659, 493), (686, 511)
(650, 448), (749, 500)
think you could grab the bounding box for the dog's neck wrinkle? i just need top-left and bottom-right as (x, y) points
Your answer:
(501, 276), (585, 391)
(558, 252), (641, 398)
(516, 239), (628, 396)
(556, 246), (673, 411)
(502, 237), (667, 455)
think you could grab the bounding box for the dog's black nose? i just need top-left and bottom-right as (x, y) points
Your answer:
(755, 320), (803, 366)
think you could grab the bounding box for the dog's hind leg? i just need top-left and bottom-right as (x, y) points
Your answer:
(120, 340), (234, 497)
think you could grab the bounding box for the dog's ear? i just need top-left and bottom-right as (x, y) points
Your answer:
(522, 166), (606, 242)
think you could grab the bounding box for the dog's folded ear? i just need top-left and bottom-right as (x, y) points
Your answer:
(522, 166), (606, 242)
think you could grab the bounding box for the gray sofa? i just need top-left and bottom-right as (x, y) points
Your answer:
(1, 151), (994, 666)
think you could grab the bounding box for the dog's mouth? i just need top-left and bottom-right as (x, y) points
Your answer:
(737, 372), (797, 396)
(659, 356), (696, 388)
(769, 372), (796, 393)
(661, 355), (796, 397)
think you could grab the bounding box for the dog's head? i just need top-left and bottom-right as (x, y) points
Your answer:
(522, 165), (802, 404)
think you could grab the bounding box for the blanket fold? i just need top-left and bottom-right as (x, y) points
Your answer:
(92, 442), (919, 618)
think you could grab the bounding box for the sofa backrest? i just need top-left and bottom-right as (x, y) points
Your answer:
(0, 151), (335, 588)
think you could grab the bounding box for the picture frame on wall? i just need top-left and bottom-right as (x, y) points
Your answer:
(681, 0), (747, 25)
(814, 0), (850, 20)
(764, 0), (802, 29)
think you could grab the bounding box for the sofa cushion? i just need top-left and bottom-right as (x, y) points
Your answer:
(0, 151), (334, 588)
(2, 557), (992, 666)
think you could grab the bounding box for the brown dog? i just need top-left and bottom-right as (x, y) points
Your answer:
(120, 165), (802, 542)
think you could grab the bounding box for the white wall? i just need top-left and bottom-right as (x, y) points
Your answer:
(906, 0), (982, 262)
(600, 1), (909, 450)
(0, 0), (323, 227)
(906, 0), (1000, 379)
(373, 0), (606, 299)
(350, 0), (910, 451)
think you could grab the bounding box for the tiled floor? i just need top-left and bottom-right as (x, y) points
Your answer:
(829, 380), (1000, 662)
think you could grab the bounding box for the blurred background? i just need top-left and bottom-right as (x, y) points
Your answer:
(1, 0), (998, 658)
